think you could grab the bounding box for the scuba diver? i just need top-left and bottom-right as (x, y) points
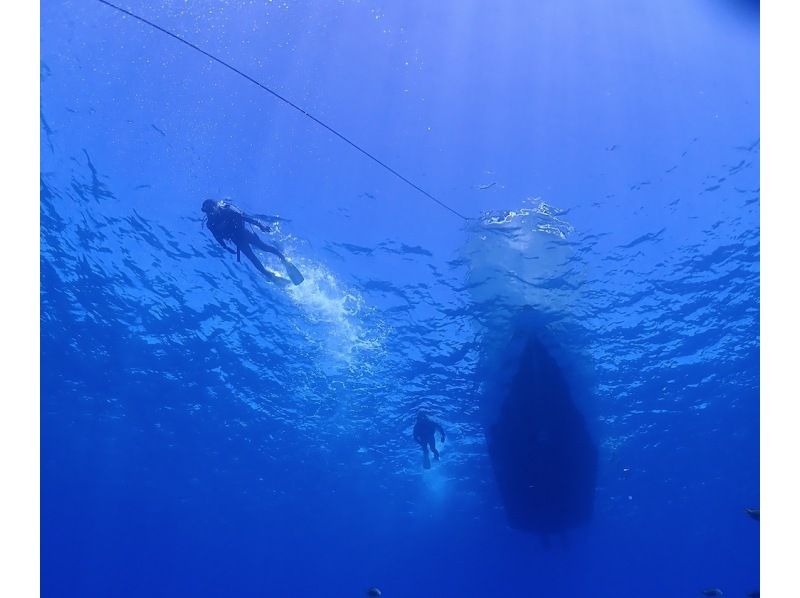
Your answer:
(413, 410), (446, 469)
(201, 199), (304, 286)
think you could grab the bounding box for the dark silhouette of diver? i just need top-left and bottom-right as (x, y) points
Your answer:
(413, 411), (446, 469)
(201, 199), (304, 286)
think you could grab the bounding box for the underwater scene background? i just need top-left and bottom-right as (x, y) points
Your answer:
(41, 1), (759, 596)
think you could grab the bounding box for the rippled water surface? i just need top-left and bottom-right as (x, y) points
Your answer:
(42, 1), (759, 596)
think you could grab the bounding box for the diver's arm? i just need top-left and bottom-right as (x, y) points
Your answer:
(243, 214), (270, 232)
(212, 230), (236, 254)
(436, 423), (446, 442)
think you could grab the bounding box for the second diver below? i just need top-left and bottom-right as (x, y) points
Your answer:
(413, 411), (446, 469)
(201, 199), (304, 286)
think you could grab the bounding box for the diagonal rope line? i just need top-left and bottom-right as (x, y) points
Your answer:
(97, 0), (470, 221)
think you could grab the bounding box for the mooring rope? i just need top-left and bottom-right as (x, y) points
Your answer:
(97, 0), (470, 221)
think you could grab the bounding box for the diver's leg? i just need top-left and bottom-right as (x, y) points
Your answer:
(247, 231), (286, 259)
(238, 243), (288, 286)
(422, 446), (431, 469)
(246, 231), (304, 285)
(429, 439), (440, 461)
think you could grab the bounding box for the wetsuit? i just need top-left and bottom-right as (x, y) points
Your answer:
(202, 200), (303, 286)
(413, 415), (445, 469)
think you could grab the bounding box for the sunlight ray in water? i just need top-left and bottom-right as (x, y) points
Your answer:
(40, 0), (759, 595)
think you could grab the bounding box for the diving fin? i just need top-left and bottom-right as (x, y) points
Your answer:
(283, 260), (304, 285)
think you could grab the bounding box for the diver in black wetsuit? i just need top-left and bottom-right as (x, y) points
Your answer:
(201, 199), (303, 286)
(413, 411), (446, 469)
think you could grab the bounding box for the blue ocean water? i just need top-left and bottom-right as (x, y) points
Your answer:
(40, 1), (759, 596)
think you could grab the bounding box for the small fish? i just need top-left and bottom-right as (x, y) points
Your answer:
(366, 588), (382, 597)
(701, 589), (723, 596)
(477, 182), (496, 190)
(745, 508), (759, 521)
